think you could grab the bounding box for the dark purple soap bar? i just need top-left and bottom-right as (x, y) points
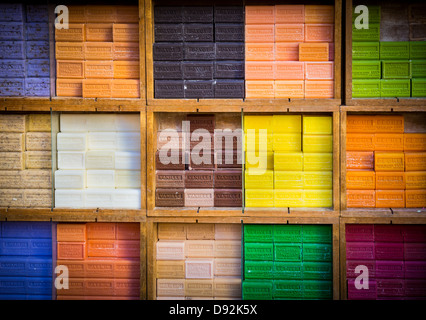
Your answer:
(156, 188), (185, 207)
(215, 80), (244, 98)
(153, 42), (184, 61)
(216, 151), (242, 169)
(183, 61), (213, 80)
(26, 41), (49, 59)
(183, 6), (213, 23)
(189, 149), (216, 170)
(184, 42), (215, 60)
(0, 41), (25, 59)
(215, 42), (244, 60)
(154, 61), (183, 80)
(214, 6), (244, 23)
(156, 150), (185, 170)
(155, 80), (184, 98)
(185, 170), (214, 188)
(214, 61), (244, 79)
(25, 78), (50, 97)
(0, 60), (26, 78)
(187, 114), (215, 133)
(155, 24), (183, 42)
(156, 170), (185, 188)
(214, 170), (242, 189)
(26, 23), (49, 41)
(215, 24), (244, 42)
(26, 5), (49, 22)
(184, 80), (214, 98)
(214, 189), (242, 207)
(154, 6), (183, 23)
(183, 24), (213, 42)
(0, 22), (24, 41)
(0, 4), (24, 22)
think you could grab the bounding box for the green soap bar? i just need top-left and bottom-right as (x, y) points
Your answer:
(302, 225), (332, 243)
(302, 262), (333, 280)
(352, 5), (381, 23)
(382, 60), (412, 79)
(412, 78), (426, 97)
(274, 243), (302, 262)
(273, 280), (303, 299)
(352, 23), (380, 42)
(410, 42), (426, 59)
(303, 280), (333, 299)
(352, 79), (381, 98)
(352, 42), (380, 60)
(380, 42), (410, 60)
(273, 225), (302, 243)
(381, 79), (411, 97)
(302, 243), (332, 262)
(244, 261), (274, 279)
(273, 262), (303, 280)
(242, 280), (273, 300)
(244, 243), (274, 261)
(352, 60), (381, 79)
(244, 224), (273, 243)
(411, 60), (426, 78)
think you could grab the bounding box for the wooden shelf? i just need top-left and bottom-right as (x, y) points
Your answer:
(341, 105), (426, 112)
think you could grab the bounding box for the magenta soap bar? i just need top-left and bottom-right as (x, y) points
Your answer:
(404, 243), (426, 261)
(376, 279), (405, 297)
(346, 242), (375, 260)
(375, 260), (404, 279)
(374, 225), (403, 242)
(403, 225), (426, 243)
(348, 279), (377, 300)
(346, 225), (374, 242)
(346, 260), (376, 278)
(404, 261), (426, 279)
(375, 242), (404, 260)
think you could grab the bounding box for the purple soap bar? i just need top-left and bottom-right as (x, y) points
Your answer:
(345, 225), (374, 242)
(154, 6), (183, 23)
(404, 243), (426, 261)
(214, 79), (244, 98)
(182, 61), (213, 80)
(156, 170), (185, 188)
(376, 260), (404, 279)
(25, 78), (50, 97)
(404, 261), (426, 279)
(405, 280), (426, 297)
(0, 78), (24, 96)
(189, 149), (215, 170)
(154, 61), (183, 80)
(184, 80), (214, 98)
(156, 150), (185, 170)
(0, 41), (25, 59)
(214, 170), (242, 189)
(216, 151), (242, 168)
(26, 59), (50, 78)
(0, 60), (26, 78)
(214, 7), (244, 23)
(374, 225), (403, 242)
(348, 279), (377, 300)
(214, 189), (242, 207)
(153, 43), (184, 61)
(403, 225), (426, 242)
(214, 61), (244, 79)
(215, 24), (244, 42)
(0, 22), (24, 40)
(183, 6), (213, 23)
(156, 188), (185, 207)
(26, 41), (49, 59)
(26, 23), (49, 41)
(376, 279), (405, 297)
(346, 260), (376, 278)
(184, 43), (215, 60)
(183, 24), (213, 42)
(375, 242), (404, 260)
(26, 5), (49, 22)
(346, 242), (375, 260)
(0, 4), (24, 22)
(155, 24), (183, 42)
(185, 170), (214, 188)
(155, 80), (184, 98)
(215, 42), (244, 60)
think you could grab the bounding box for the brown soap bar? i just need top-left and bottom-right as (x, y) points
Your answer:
(189, 149), (215, 170)
(214, 170), (242, 189)
(190, 132), (213, 150)
(157, 132), (183, 151)
(0, 170), (51, 189)
(214, 131), (242, 152)
(156, 170), (185, 188)
(185, 170), (213, 188)
(217, 151), (242, 169)
(155, 150), (185, 170)
(186, 114), (215, 133)
(155, 188), (184, 207)
(410, 23), (426, 40)
(214, 189), (242, 207)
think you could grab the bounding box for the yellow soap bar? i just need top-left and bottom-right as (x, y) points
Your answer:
(25, 151), (52, 169)
(303, 135), (333, 153)
(0, 114), (26, 132)
(303, 172), (333, 189)
(274, 189), (304, 207)
(245, 169), (274, 189)
(25, 132), (51, 151)
(303, 116), (332, 135)
(245, 133), (273, 152)
(244, 115), (273, 132)
(245, 189), (274, 207)
(0, 152), (25, 170)
(272, 115), (301, 133)
(303, 153), (333, 171)
(304, 189), (333, 207)
(274, 171), (304, 189)
(28, 114), (51, 132)
(274, 152), (303, 171)
(245, 152), (274, 170)
(273, 133), (302, 152)
(0, 133), (25, 152)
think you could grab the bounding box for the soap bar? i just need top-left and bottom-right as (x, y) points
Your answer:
(214, 189), (242, 207)
(154, 23), (183, 42)
(245, 80), (275, 99)
(55, 170), (85, 189)
(56, 79), (83, 97)
(184, 80), (214, 99)
(274, 24), (304, 42)
(215, 42), (244, 60)
(0, 78), (24, 96)
(55, 190), (85, 208)
(85, 23), (113, 42)
(304, 116), (332, 135)
(86, 170), (115, 189)
(406, 190), (426, 208)
(185, 240), (214, 258)
(155, 80), (184, 98)
(215, 6), (244, 23)
(303, 135), (333, 153)
(26, 132), (51, 151)
(0, 22), (24, 40)
(305, 62), (334, 80)
(346, 170), (375, 190)
(412, 78), (426, 97)
(215, 24), (244, 42)
(346, 115), (375, 133)
(274, 189), (304, 207)
(245, 152), (273, 170)
(304, 24), (334, 43)
(85, 151), (115, 169)
(375, 172), (405, 190)
(154, 6), (183, 23)
(113, 42), (139, 61)
(274, 171), (303, 189)
(405, 172), (426, 190)
(304, 171), (333, 189)
(82, 79), (112, 98)
(216, 151), (242, 169)
(185, 170), (213, 188)
(410, 42), (426, 59)
(113, 61), (140, 79)
(154, 61), (182, 80)
(245, 61), (274, 80)
(346, 151), (374, 169)
(26, 5), (48, 22)
(380, 79), (411, 98)
(275, 5), (304, 24)
(57, 60), (85, 79)
(245, 170), (273, 189)
(184, 189), (214, 207)
(352, 23), (380, 42)
(184, 43), (215, 60)
(346, 190), (375, 208)
(0, 3), (24, 22)
(214, 170), (242, 189)
(405, 152), (426, 171)
(299, 43), (329, 62)
(352, 42), (380, 60)
(84, 61), (113, 79)
(0, 41), (24, 59)
(155, 188), (184, 207)
(85, 5), (116, 23)
(25, 151), (51, 169)
(57, 133), (87, 151)
(55, 24), (85, 42)
(156, 170), (185, 188)
(305, 5), (334, 24)
(111, 79), (140, 98)
(274, 61), (304, 80)
(25, 78), (50, 97)
(183, 6), (213, 23)
(84, 42), (113, 60)
(0, 152), (25, 170)
(275, 80), (304, 99)
(245, 24), (275, 42)
(214, 80), (244, 98)
(0, 133), (24, 152)
(156, 150), (184, 170)
(352, 60), (381, 79)
(182, 61), (213, 80)
(157, 223), (186, 240)
(304, 189), (332, 208)
(26, 59), (49, 78)
(380, 42), (410, 60)
(54, 41), (82, 60)
(0, 115), (25, 133)
(186, 224), (215, 240)
(245, 42), (274, 62)
(113, 24), (138, 42)
(275, 42), (299, 61)
(376, 115), (404, 133)
(185, 259), (214, 279)
(375, 134), (404, 151)
(273, 133), (302, 152)
(305, 80), (334, 99)
(115, 151), (140, 170)
(184, 24), (213, 42)
(214, 61), (244, 79)
(274, 152), (303, 171)
(0, 60), (25, 78)
(57, 242), (86, 260)
(375, 152), (405, 171)
(352, 79), (380, 98)
(382, 60), (411, 79)
(404, 134), (426, 151)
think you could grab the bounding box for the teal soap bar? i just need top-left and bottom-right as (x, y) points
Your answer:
(242, 280), (273, 300)
(412, 78), (426, 97)
(302, 225), (332, 243)
(382, 60), (412, 79)
(352, 23), (380, 42)
(244, 224), (273, 243)
(352, 79), (381, 98)
(352, 60), (381, 79)
(352, 42), (380, 60)
(411, 60), (426, 78)
(244, 243), (274, 261)
(410, 42), (426, 59)
(273, 225), (302, 243)
(380, 41), (410, 60)
(381, 79), (411, 97)
(352, 5), (381, 23)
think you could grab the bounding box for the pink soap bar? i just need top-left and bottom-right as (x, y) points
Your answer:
(402, 225), (426, 242)
(347, 279), (377, 300)
(346, 242), (375, 260)
(375, 242), (404, 260)
(404, 243), (426, 261)
(374, 225), (404, 242)
(346, 260), (376, 278)
(274, 61), (304, 80)
(304, 24), (334, 42)
(376, 260), (404, 279)
(304, 62), (334, 80)
(184, 189), (214, 207)
(404, 261), (426, 279)
(274, 5), (304, 24)
(377, 279), (405, 297)
(275, 24), (304, 42)
(345, 225), (374, 242)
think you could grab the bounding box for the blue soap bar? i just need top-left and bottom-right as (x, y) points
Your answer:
(26, 5), (49, 22)
(155, 80), (184, 98)
(26, 41), (49, 59)
(0, 22), (24, 40)
(215, 24), (244, 42)
(0, 257), (52, 277)
(155, 24), (183, 42)
(0, 60), (26, 78)
(26, 277), (52, 295)
(0, 41), (25, 59)
(153, 42), (184, 61)
(182, 61), (214, 80)
(25, 78), (50, 97)
(184, 80), (215, 98)
(214, 60), (244, 79)
(0, 277), (52, 295)
(183, 24), (214, 42)
(214, 6), (244, 23)
(0, 294), (52, 300)
(214, 79), (244, 98)
(0, 4), (24, 22)
(183, 6), (213, 23)
(1, 222), (52, 239)
(26, 23), (49, 41)
(0, 239), (51, 256)
(0, 78), (25, 96)
(154, 6), (183, 23)
(26, 59), (50, 77)
(215, 42), (244, 60)
(154, 61), (183, 80)
(184, 42), (215, 60)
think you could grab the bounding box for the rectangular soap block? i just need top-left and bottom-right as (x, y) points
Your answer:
(273, 133), (302, 152)
(412, 78), (426, 97)
(185, 259), (214, 279)
(381, 79), (411, 97)
(346, 242), (375, 260)
(375, 115), (404, 133)
(25, 151), (51, 169)
(303, 116), (332, 135)
(115, 152), (140, 170)
(275, 80), (304, 99)
(346, 190), (376, 208)
(85, 151), (114, 169)
(57, 242), (86, 260)
(111, 79), (140, 98)
(214, 224), (241, 241)
(305, 5), (334, 23)
(305, 62), (334, 80)
(410, 42), (426, 59)
(244, 261), (274, 280)
(156, 170), (185, 188)
(375, 172), (405, 190)
(0, 133), (24, 152)
(185, 240), (214, 258)
(274, 171), (303, 189)
(185, 170), (213, 188)
(214, 240), (241, 258)
(214, 278), (241, 298)
(0, 78), (24, 96)
(57, 224), (86, 242)
(272, 115), (301, 133)
(274, 189), (304, 207)
(113, 42), (139, 61)
(304, 189), (332, 208)
(245, 189), (274, 208)
(25, 78), (50, 97)
(57, 60), (84, 79)
(25, 132), (51, 151)
(380, 42), (410, 60)
(299, 43), (329, 61)
(275, 5), (304, 24)
(274, 152), (303, 171)
(346, 170), (375, 190)
(214, 6), (243, 23)
(183, 24), (213, 42)
(213, 170), (242, 189)
(156, 260), (185, 279)
(303, 135), (333, 153)
(113, 24), (138, 42)
(305, 80), (334, 99)
(242, 280), (273, 300)
(245, 80), (275, 99)
(215, 42), (244, 60)
(155, 189), (184, 207)
(155, 80), (184, 99)
(0, 170), (51, 189)
(185, 279), (213, 298)
(274, 61), (304, 80)
(245, 61), (274, 80)
(188, 149), (215, 170)
(84, 42), (113, 60)
(154, 6), (182, 23)
(245, 6), (275, 25)
(156, 279), (185, 297)
(184, 189), (214, 207)
(55, 170), (85, 189)
(0, 153), (24, 170)
(184, 43), (215, 61)
(154, 24), (183, 42)
(352, 42), (380, 60)
(55, 190), (85, 209)
(346, 115), (376, 133)
(0, 41), (24, 59)
(382, 60), (411, 79)
(82, 79), (112, 98)
(153, 61), (182, 80)
(214, 80), (244, 98)
(375, 152), (405, 171)
(0, 114), (26, 133)
(245, 43), (274, 62)
(245, 170), (274, 189)
(186, 224), (215, 240)
(84, 5), (115, 23)
(84, 61), (113, 79)
(26, 23), (49, 41)
(153, 43), (183, 61)
(26, 59), (49, 78)
(215, 23), (244, 42)
(352, 60), (381, 79)
(155, 150), (184, 170)
(304, 24), (334, 43)
(55, 24), (85, 42)
(374, 133), (404, 151)
(214, 61), (244, 79)
(405, 172), (426, 190)
(0, 189), (25, 207)
(275, 42), (299, 61)
(405, 152), (426, 171)
(86, 170), (115, 189)
(375, 190), (405, 208)
(304, 171), (332, 189)
(26, 5), (48, 22)
(214, 189), (242, 207)
(245, 242), (274, 261)
(352, 23), (380, 42)
(352, 79), (381, 98)
(274, 24), (304, 42)
(0, 22), (24, 40)
(57, 133), (87, 151)
(56, 79), (83, 97)
(182, 61), (213, 80)
(0, 3), (24, 22)
(183, 6), (213, 23)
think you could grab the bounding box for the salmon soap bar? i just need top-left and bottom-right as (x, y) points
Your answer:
(305, 62), (334, 80)
(304, 24), (334, 43)
(275, 80), (304, 99)
(275, 42), (299, 61)
(245, 6), (275, 25)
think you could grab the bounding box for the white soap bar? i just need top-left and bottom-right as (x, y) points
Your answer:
(116, 132), (140, 151)
(57, 133), (87, 151)
(115, 152), (140, 170)
(113, 189), (141, 209)
(58, 151), (85, 169)
(87, 114), (116, 132)
(86, 170), (115, 188)
(116, 114), (140, 132)
(85, 189), (114, 208)
(55, 170), (86, 189)
(185, 259), (214, 279)
(55, 190), (85, 208)
(156, 241), (185, 260)
(87, 132), (117, 150)
(60, 114), (89, 132)
(115, 170), (141, 188)
(85, 151), (115, 169)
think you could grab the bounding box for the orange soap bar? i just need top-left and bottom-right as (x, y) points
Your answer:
(375, 152), (405, 171)
(245, 43), (274, 61)
(404, 134), (426, 151)
(116, 223), (140, 240)
(375, 115), (404, 133)
(57, 224), (86, 242)
(84, 61), (114, 79)
(304, 62), (334, 80)
(113, 24), (139, 42)
(115, 6), (139, 23)
(274, 61), (304, 80)
(376, 172), (406, 190)
(305, 5), (334, 24)
(305, 24), (334, 42)
(245, 6), (275, 24)
(112, 80), (140, 98)
(346, 115), (376, 133)
(405, 152), (426, 171)
(84, 42), (113, 61)
(245, 80), (274, 99)
(113, 61), (140, 79)
(56, 79), (83, 97)
(275, 24), (305, 42)
(346, 134), (375, 151)
(375, 190), (405, 208)
(329, 43), (334, 61)
(87, 223), (116, 240)
(85, 23), (113, 42)
(346, 170), (375, 190)
(55, 42), (84, 60)
(304, 80), (334, 98)
(346, 190), (376, 208)
(346, 151), (374, 169)
(56, 60), (84, 79)
(405, 172), (426, 190)
(85, 5), (116, 23)
(57, 242), (86, 260)
(55, 24), (85, 42)
(68, 6), (86, 23)
(299, 43), (329, 61)
(113, 42), (139, 61)
(406, 190), (426, 208)
(245, 25), (274, 43)
(275, 80), (304, 98)
(374, 134), (404, 151)
(82, 79), (112, 98)
(245, 61), (274, 80)
(275, 5), (305, 24)
(275, 42), (299, 61)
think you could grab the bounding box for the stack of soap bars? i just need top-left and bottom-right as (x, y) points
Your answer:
(0, 3), (50, 96)
(244, 114), (333, 208)
(0, 114), (52, 208)
(55, 5), (140, 98)
(245, 5), (335, 99)
(156, 223), (242, 300)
